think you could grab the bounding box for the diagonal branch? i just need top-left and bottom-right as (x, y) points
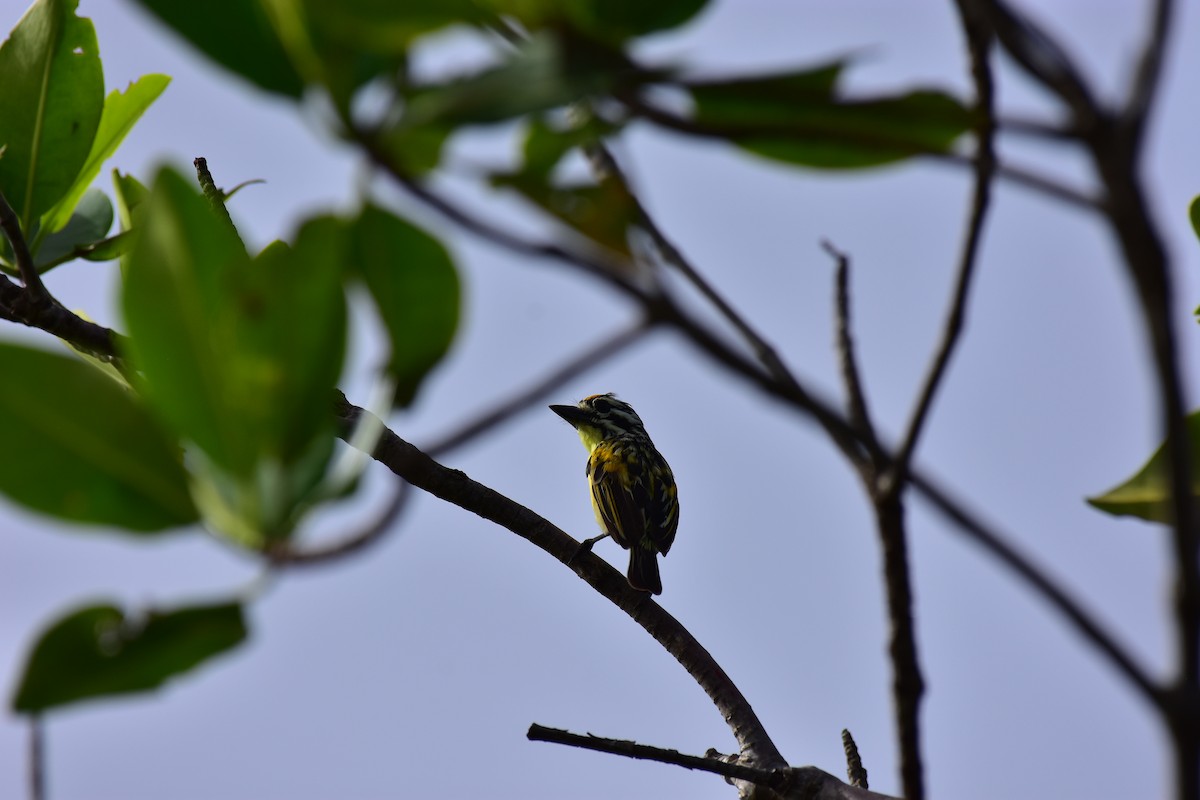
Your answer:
(892, 0), (997, 490)
(1122, 0), (1174, 151)
(332, 392), (788, 770)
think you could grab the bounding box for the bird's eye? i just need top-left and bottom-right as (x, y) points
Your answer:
(591, 397), (612, 413)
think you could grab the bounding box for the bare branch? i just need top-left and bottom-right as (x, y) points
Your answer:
(265, 477), (412, 567)
(527, 723), (787, 789)
(0, 188), (48, 306)
(972, 0), (1102, 130)
(426, 317), (653, 458)
(842, 729), (868, 789)
(29, 717), (44, 800)
(1122, 0), (1174, 151)
(824, 240), (880, 474)
(892, 1), (997, 490)
(332, 393), (787, 769)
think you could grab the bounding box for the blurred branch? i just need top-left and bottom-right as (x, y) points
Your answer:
(426, 317), (653, 458)
(265, 477), (412, 567)
(1123, 0), (1173, 151)
(29, 717), (44, 800)
(842, 729), (868, 789)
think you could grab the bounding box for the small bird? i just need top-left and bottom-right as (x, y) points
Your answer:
(550, 393), (679, 595)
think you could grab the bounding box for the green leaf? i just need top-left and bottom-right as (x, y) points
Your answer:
(1190, 195), (1200, 242)
(0, 0), (104, 227)
(488, 0), (709, 43)
(520, 114), (618, 180)
(351, 205), (459, 406)
(0, 341), (196, 531)
(300, 0), (485, 56)
(34, 187), (112, 269)
(40, 74), (170, 234)
(563, 0), (710, 43)
(112, 169), (148, 275)
(688, 63), (971, 169)
(12, 601), (246, 713)
(123, 169), (347, 541)
(400, 32), (639, 129)
(1087, 410), (1200, 523)
(128, 0), (303, 97)
(493, 171), (637, 257)
(122, 167), (254, 475)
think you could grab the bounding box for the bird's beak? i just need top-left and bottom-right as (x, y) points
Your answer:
(550, 404), (589, 428)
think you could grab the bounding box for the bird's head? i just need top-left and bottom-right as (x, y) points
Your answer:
(550, 393), (647, 450)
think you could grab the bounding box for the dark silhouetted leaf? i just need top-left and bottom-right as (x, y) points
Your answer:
(128, 0), (302, 97)
(35, 187), (112, 269)
(12, 601), (246, 713)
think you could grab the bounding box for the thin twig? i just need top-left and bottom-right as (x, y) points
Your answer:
(29, 717), (44, 800)
(974, 0), (1102, 130)
(265, 477), (412, 566)
(892, 3), (997, 490)
(824, 240), (880, 473)
(842, 729), (868, 789)
(527, 723), (787, 789)
(1122, 0), (1173, 151)
(0, 188), (48, 305)
(426, 317), (653, 458)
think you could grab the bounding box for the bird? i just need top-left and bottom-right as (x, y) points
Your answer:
(549, 393), (679, 595)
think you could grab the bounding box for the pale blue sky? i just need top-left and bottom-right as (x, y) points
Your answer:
(3, 1), (1198, 798)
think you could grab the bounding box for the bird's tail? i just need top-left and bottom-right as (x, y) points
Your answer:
(627, 547), (662, 595)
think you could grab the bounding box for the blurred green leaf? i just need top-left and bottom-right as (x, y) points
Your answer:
(489, 0), (709, 43)
(520, 114), (618, 180)
(0, 341), (196, 531)
(0, 0), (104, 226)
(493, 172), (637, 257)
(123, 169), (347, 541)
(301, 0), (485, 56)
(34, 187), (112, 269)
(1190, 195), (1200, 241)
(12, 601), (246, 713)
(351, 205), (459, 406)
(113, 169), (148, 275)
(400, 32), (640, 129)
(122, 167), (255, 476)
(688, 63), (971, 169)
(1087, 410), (1200, 523)
(374, 123), (452, 177)
(128, 0), (303, 97)
(563, 0), (710, 43)
(40, 74), (170, 234)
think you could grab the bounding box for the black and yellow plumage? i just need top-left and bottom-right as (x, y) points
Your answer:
(550, 393), (679, 595)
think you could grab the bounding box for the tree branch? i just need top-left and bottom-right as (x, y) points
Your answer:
(526, 723), (788, 789)
(824, 240), (880, 476)
(29, 716), (44, 800)
(0, 188), (48, 305)
(842, 729), (868, 789)
(332, 393), (787, 769)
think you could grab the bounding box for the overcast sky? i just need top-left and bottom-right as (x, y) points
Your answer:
(4, 1), (1200, 798)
